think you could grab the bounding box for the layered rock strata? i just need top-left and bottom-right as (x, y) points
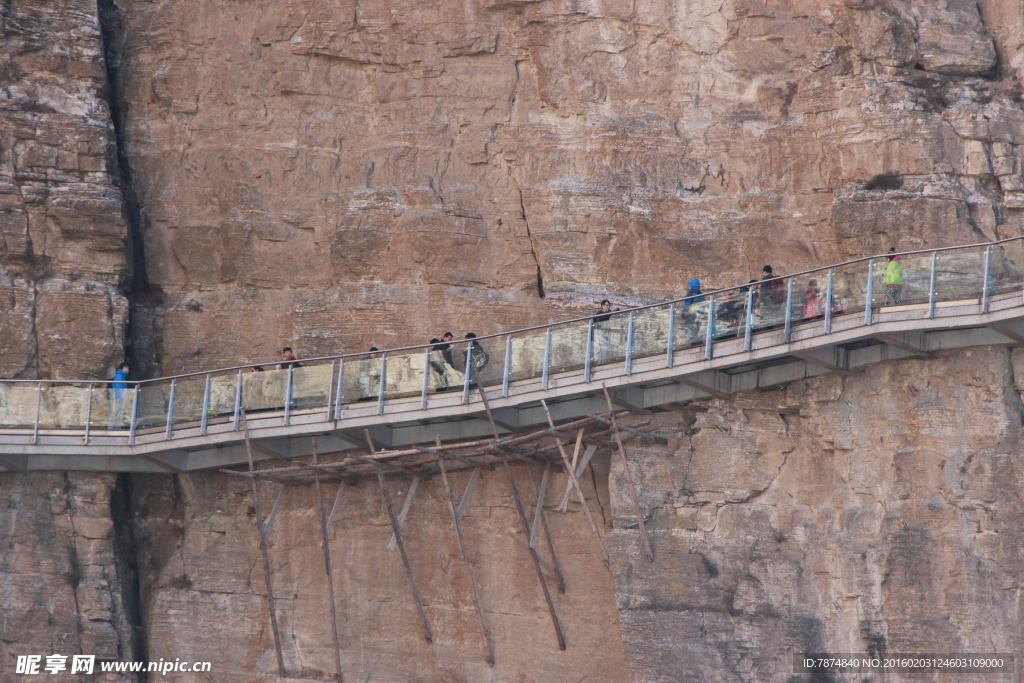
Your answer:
(100, 0), (1024, 376)
(0, 0), (130, 380)
(123, 347), (1022, 682)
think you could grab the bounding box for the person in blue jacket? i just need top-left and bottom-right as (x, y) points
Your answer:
(109, 362), (130, 429)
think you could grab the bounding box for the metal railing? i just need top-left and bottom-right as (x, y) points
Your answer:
(2, 237), (1024, 444)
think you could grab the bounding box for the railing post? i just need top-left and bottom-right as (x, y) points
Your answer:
(824, 267), (834, 334)
(462, 344), (474, 404)
(32, 382), (42, 445)
(666, 303), (676, 368)
(541, 326), (552, 391)
(928, 251), (937, 319)
(377, 352), (387, 416)
(84, 384), (93, 445)
(982, 245), (992, 313)
(324, 359), (336, 421)
(502, 334), (512, 398)
(584, 319), (594, 382)
(784, 279), (794, 343)
(233, 369), (244, 431)
(864, 258), (874, 326)
(283, 366), (294, 426)
(333, 358), (345, 420)
(128, 384), (140, 446)
(704, 294), (715, 361)
(421, 347), (431, 410)
(165, 379), (177, 440)
(200, 373), (212, 435)
(625, 311), (635, 376)
(744, 287), (754, 351)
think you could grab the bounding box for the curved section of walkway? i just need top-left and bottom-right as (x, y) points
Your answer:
(2, 237), (1024, 472)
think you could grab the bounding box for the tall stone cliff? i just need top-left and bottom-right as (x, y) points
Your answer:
(102, 0), (1024, 375)
(2, 0), (1024, 681)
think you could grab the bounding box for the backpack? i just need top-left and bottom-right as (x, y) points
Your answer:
(769, 278), (785, 303)
(472, 344), (489, 370)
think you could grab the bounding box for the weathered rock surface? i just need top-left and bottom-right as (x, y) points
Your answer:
(0, 473), (136, 682)
(96, 0), (1024, 376)
(0, 0), (130, 380)
(609, 347), (1024, 681)
(5, 347), (1019, 682)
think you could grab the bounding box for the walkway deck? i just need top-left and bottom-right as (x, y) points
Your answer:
(2, 238), (1023, 473)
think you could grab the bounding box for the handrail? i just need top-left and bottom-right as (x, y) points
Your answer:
(3, 236), (1022, 386)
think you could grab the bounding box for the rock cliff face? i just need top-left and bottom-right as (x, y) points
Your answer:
(6, 348), (1019, 682)
(0, 0), (130, 380)
(101, 0), (1024, 375)
(3, 0), (1024, 681)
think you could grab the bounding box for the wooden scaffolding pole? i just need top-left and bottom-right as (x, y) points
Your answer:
(475, 384), (566, 650)
(602, 385), (654, 562)
(365, 430), (433, 643)
(436, 436), (495, 665)
(241, 408), (287, 677)
(527, 466), (566, 594)
(311, 438), (345, 681)
(540, 399), (610, 570)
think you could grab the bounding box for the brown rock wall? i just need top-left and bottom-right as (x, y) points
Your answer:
(104, 0), (1024, 376)
(0, 0), (130, 379)
(608, 347), (1024, 682)
(0, 473), (135, 681)
(127, 461), (627, 682)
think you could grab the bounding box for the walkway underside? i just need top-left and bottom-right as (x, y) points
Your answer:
(2, 295), (1022, 473)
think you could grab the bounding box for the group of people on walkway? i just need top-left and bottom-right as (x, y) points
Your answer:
(107, 249), (907, 421)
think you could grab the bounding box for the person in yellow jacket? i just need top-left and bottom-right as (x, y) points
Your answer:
(883, 247), (903, 306)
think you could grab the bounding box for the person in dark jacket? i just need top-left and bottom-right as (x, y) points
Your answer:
(593, 300), (620, 363)
(277, 347), (302, 370)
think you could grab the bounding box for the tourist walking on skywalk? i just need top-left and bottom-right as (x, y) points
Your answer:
(593, 299), (620, 363)
(883, 247), (904, 306)
(108, 362), (130, 429)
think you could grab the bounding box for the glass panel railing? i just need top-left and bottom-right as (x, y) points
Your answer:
(171, 375), (210, 427)
(632, 306), (670, 360)
(934, 248), (985, 305)
(95, 385), (133, 431)
(384, 351), (428, 400)
(507, 329), (546, 383)
(989, 242), (1024, 298)
(207, 372), (240, 424)
(673, 297), (707, 349)
(343, 355), (383, 403)
(135, 382), (170, 432)
(37, 383), (90, 430)
(789, 273), (826, 327)
(593, 314), (628, 366)
(830, 261), (869, 320)
(426, 345), (465, 395)
(712, 286), (746, 340)
(291, 363), (334, 412)
(0, 383), (39, 429)
(549, 320), (589, 374)
(752, 278), (788, 333)
(475, 336), (505, 388)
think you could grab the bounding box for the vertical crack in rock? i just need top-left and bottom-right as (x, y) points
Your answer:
(110, 474), (148, 682)
(96, 0), (152, 372)
(518, 187), (545, 299)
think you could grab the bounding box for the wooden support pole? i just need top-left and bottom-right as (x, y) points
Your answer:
(601, 385), (654, 563)
(312, 439), (344, 682)
(475, 384), (566, 650)
(528, 467), (566, 594)
(366, 430), (433, 644)
(241, 409), (287, 678)
(436, 436), (495, 666)
(539, 400), (610, 570)
(559, 429), (584, 514)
